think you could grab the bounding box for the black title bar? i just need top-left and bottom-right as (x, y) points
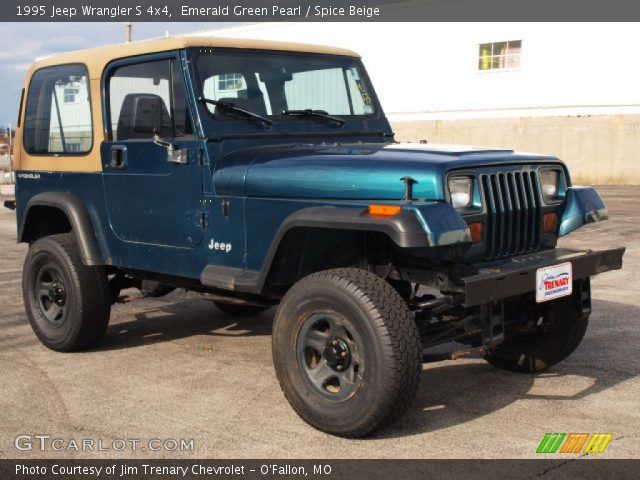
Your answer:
(2, 459), (639, 480)
(3, 0), (640, 22)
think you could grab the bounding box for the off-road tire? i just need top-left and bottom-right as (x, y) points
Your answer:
(213, 302), (271, 317)
(272, 268), (421, 437)
(22, 233), (111, 352)
(483, 293), (589, 373)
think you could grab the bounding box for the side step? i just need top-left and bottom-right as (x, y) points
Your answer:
(200, 265), (262, 293)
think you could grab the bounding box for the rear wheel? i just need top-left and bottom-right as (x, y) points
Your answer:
(22, 233), (111, 352)
(483, 288), (590, 373)
(213, 301), (270, 317)
(272, 268), (421, 437)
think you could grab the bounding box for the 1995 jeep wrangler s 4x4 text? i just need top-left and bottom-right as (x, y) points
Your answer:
(7, 37), (624, 437)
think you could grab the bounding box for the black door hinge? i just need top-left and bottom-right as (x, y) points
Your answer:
(222, 199), (230, 218)
(200, 212), (208, 228)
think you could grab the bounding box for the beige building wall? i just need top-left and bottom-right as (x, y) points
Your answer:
(391, 115), (640, 185)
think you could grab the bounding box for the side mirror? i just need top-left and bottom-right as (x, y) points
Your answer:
(132, 96), (164, 134)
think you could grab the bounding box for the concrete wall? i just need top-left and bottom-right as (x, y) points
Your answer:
(391, 115), (640, 185)
(199, 22), (640, 184)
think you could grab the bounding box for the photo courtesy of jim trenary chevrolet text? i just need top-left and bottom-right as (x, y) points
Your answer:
(0, 1), (638, 478)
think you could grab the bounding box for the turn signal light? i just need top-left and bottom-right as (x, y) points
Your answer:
(543, 213), (558, 233)
(368, 205), (402, 216)
(468, 222), (483, 242)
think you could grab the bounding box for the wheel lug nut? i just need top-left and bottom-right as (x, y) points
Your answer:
(341, 351), (348, 358)
(333, 339), (339, 346)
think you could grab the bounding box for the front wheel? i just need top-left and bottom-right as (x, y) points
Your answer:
(272, 268), (421, 437)
(483, 285), (590, 373)
(22, 233), (111, 352)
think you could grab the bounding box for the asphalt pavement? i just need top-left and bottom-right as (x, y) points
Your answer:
(0, 186), (637, 459)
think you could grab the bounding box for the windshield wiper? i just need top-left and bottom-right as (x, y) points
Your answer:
(282, 109), (345, 127)
(199, 97), (272, 128)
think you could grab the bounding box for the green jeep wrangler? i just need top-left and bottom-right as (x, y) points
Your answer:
(7, 36), (624, 437)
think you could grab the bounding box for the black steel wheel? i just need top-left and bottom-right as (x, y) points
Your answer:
(34, 263), (69, 326)
(296, 312), (364, 402)
(272, 268), (421, 437)
(23, 233), (111, 352)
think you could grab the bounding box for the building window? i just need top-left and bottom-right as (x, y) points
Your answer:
(63, 87), (80, 103)
(478, 40), (522, 71)
(217, 73), (244, 91)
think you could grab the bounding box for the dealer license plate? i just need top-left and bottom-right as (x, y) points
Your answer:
(535, 262), (573, 303)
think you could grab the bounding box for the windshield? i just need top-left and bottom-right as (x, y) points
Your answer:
(194, 50), (376, 119)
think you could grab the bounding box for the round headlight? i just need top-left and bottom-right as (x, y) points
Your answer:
(449, 176), (473, 209)
(540, 170), (561, 202)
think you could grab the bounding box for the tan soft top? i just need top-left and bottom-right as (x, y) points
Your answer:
(28, 36), (360, 78)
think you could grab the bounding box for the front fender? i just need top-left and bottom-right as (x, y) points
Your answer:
(266, 202), (470, 253)
(409, 203), (472, 246)
(559, 186), (608, 237)
(201, 202), (471, 293)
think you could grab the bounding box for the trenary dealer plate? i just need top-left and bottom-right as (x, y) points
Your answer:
(536, 262), (572, 303)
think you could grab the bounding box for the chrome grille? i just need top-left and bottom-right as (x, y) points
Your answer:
(480, 171), (541, 259)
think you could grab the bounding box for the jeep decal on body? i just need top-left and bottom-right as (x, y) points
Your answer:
(208, 239), (232, 253)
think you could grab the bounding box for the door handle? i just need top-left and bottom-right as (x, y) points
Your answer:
(110, 146), (127, 169)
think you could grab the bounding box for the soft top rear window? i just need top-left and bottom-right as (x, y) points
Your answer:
(23, 63), (92, 155)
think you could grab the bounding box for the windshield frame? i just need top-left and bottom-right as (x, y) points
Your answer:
(192, 47), (382, 125)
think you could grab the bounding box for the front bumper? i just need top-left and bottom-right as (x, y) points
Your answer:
(462, 247), (625, 307)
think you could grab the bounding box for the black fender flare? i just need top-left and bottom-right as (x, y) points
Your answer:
(268, 205), (430, 249)
(19, 192), (104, 266)
(201, 205), (430, 293)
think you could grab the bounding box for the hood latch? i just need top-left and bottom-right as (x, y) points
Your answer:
(400, 176), (418, 202)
